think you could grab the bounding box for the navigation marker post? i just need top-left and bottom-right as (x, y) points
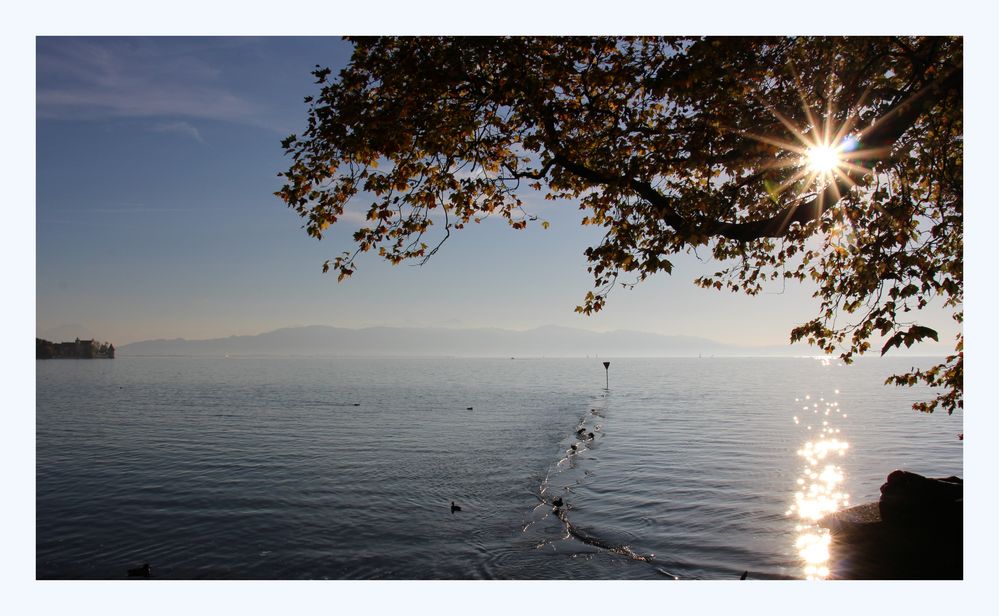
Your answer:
(603, 361), (610, 389)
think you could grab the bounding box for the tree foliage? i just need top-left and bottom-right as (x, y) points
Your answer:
(278, 37), (962, 414)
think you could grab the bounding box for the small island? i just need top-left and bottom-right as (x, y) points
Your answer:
(36, 337), (115, 359)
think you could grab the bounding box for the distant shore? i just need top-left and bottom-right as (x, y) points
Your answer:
(36, 337), (115, 359)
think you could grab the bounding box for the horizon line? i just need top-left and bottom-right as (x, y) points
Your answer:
(40, 321), (955, 351)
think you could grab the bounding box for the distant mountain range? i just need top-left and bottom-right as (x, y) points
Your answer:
(118, 324), (803, 358)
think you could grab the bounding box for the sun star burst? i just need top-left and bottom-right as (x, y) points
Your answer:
(805, 144), (842, 175)
(740, 89), (883, 209)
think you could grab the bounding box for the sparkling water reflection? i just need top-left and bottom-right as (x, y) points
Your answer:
(788, 386), (851, 579)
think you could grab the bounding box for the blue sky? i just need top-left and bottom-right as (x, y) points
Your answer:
(35, 36), (960, 348)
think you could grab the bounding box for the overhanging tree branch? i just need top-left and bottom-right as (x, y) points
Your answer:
(545, 63), (962, 243)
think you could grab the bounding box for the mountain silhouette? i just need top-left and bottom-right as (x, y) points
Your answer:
(117, 324), (797, 358)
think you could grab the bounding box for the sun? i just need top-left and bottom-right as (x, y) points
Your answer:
(805, 144), (842, 175)
(800, 132), (863, 181)
(741, 100), (874, 203)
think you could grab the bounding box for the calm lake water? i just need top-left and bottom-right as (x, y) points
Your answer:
(36, 356), (962, 580)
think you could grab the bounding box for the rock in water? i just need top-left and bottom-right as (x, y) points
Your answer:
(878, 470), (962, 525)
(820, 470), (962, 579)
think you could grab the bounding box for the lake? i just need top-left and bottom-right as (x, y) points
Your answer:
(35, 356), (962, 579)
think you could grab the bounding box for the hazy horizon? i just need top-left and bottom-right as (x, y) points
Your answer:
(36, 322), (950, 357)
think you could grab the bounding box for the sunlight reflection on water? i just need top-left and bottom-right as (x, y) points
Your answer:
(788, 383), (850, 580)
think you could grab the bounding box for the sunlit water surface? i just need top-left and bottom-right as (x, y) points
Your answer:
(36, 357), (962, 579)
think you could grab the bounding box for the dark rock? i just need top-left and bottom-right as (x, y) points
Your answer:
(878, 470), (962, 526)
(820, 470), (962, 579)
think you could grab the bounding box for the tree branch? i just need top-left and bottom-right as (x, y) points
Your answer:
(547, 63), (962, 243)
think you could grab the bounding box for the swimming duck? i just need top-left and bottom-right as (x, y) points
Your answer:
(451, 501), (462, 513)
(127, 563), (151, 577)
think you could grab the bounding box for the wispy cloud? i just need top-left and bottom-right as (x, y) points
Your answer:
(83, 207), (202, 214)
(36, 37), (284, 133)
(39, 204), (206, 228)
(152, 121), (205, 143)
(47, 203), (203, 215)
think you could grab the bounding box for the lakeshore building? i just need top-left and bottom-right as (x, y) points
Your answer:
(37, 337), (115, 359)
